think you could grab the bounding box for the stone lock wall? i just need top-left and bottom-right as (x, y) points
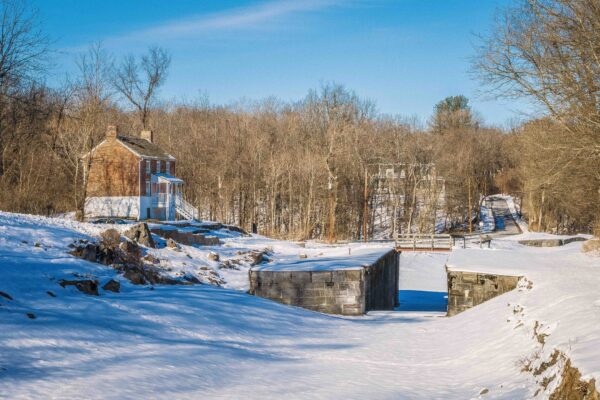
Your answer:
(364, 250), (400, 311)
(447, 270), (521, 316)
(518, 237), (587, 247)
(249, 250), (399, 316)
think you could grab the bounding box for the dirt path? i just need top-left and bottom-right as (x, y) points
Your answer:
(487, 196), (521, 237)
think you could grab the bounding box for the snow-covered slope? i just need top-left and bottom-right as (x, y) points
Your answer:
(1, 211), (599, 399)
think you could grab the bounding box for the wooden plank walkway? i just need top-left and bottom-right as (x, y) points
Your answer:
(395, 234), (452, 251)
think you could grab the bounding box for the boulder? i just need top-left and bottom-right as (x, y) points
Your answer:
(249, 250), (269, 266)
(123, 269), (147, 285)
(117, 264), (179, 286)
(69, 243), (99, 262)
(59, 279), (99, 296)
(183, 275), (202, 284)
(123, 223), (155, 248)
(144, 254), (160, 264)
(166, 238), (179, 249)
(100, 229), (121, 250)
(119, 240), (141, 259)
(97, 246), (120, 266)
(81, 243), (99, 262)
(102, 279), (121, 293)
(207, 252), (220, 262)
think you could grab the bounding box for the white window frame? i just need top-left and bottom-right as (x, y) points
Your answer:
(166, 161), (170, 174)
(145, 160), (151, 175)
(145, 180), (151, 196)
(157, 160), (161, 173)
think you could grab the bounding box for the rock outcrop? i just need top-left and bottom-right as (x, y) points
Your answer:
(123, 223), (155, 248)
(102, 279), (121, 293)
(59, 279), (99, 296)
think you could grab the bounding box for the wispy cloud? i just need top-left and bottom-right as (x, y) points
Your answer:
(59, 0), (348, 54)
(125, 0), (341, 40)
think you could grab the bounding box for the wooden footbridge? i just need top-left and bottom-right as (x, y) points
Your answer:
(395, 233), (453, 251)
(395, 233), (494, 251)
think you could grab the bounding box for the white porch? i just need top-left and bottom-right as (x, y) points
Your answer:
(146, 174), (198, 221)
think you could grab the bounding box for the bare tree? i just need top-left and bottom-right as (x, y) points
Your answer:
(0, 0), (48, 178)
(0, 0), (48, 92)
(112, 46), (170, 128)
(58, 43), (115, 219)
(474, 0), (600, 232)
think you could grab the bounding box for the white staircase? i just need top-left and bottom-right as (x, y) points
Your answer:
(175, 196), (199, 221)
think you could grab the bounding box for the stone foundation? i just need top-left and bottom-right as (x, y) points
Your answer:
(249, 250), (399, 315)
(447, 269), (521, 316)
(518, 237), (587, 247)
(150, 227), (220, 246)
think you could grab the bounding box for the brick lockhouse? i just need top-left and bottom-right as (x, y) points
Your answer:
(82, 125), (198, 221)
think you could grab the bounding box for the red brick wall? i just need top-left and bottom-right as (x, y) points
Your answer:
(86, 140), (140, 197)
(139, 159), (176, 196)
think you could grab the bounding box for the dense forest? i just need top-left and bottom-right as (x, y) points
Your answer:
(1, 0), (598, 239)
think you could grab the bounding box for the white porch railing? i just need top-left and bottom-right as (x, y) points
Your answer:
(174, 195), (199, 220)
(151, 193), (168, 207)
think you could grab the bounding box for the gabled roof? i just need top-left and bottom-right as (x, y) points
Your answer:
(117, 135), (175, 160)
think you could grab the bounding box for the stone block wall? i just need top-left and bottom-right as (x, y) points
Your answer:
(518, 237), (587, 247)
(150, 228), (220, 246)
(447, 270), (521, 316)
(249, 250), (398, 316)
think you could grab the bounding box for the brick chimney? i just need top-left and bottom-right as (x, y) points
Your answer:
(141, 129), (153, 143)
(106, 125), (118, 141)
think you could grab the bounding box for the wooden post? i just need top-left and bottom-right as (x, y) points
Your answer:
(363, 167), (368, 242)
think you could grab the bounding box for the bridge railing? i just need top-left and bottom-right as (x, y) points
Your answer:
(395, 233), (452, 251)
(450, 233), (493, 249)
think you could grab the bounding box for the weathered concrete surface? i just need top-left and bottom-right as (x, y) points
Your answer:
(249, 250), (399, 315)
(518, 237), (587, 247)
(447, 269), (521, 316)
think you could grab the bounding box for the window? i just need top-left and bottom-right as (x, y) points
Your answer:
(157, 160), (161, 173)
(145, 160), (151, 175)
(166, 161), (170, 174)
(145, 180), (150, 195)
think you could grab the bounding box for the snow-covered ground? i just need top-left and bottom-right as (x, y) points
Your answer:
(1, 211), (599, 399)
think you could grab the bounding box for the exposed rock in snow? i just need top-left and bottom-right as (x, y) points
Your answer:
(59, 279), (99, 296)
(102, 279), (121, 293)
(123, 223), (155, 248)
(165, 238), (179, 249)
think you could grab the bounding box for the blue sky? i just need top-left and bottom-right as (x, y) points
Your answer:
(36, 0), (533, 126)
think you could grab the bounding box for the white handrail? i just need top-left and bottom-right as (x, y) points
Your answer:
(174, 195), (199, 220)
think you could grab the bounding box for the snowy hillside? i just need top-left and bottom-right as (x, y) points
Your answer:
(1, 211), (599, 399)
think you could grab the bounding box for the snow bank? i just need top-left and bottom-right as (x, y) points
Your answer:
(1, 211), (599, 399)
(253, 246), (393, 272)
